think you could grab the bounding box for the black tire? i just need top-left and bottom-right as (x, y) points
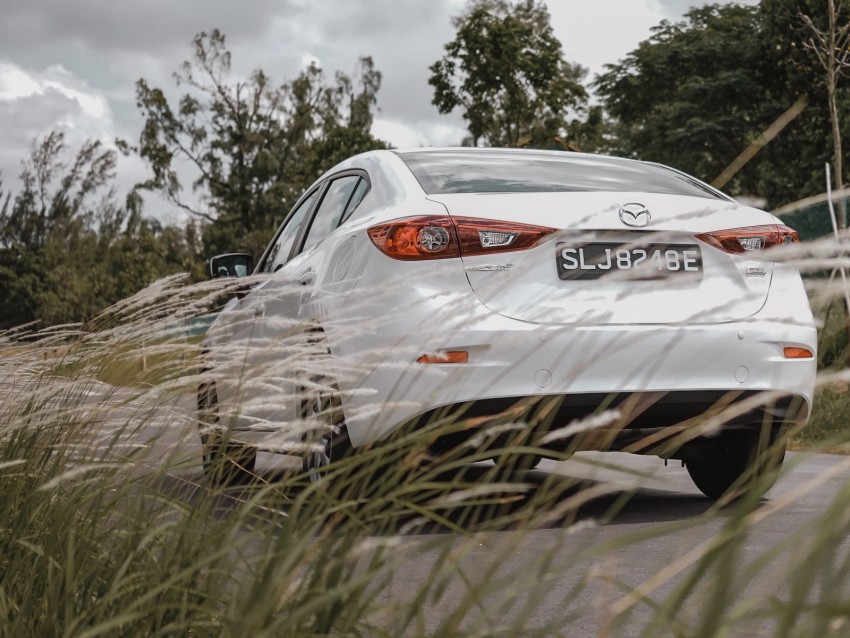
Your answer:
(197, 381), (257, 486)
(299, 374), (351, 482)
(686, 428), (786, 500)
(492, 453), (542, 472)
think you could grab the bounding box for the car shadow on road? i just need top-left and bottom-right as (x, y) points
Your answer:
(383, 463), (721, 534)
(156, 461), (742, 535)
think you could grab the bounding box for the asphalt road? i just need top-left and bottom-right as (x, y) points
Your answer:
(377, 452), (850, 636)
(72, 386), (850, 635)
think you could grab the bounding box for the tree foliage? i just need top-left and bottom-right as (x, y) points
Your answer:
(0, 133), (201, 329)
(2, 30), (388, 329)
(429, 0), (597, 149)
(8, 11), (850, 330)
(595, 3), (850, 208)
(798, 0), (850, 224)
(132, 30), (386, 259)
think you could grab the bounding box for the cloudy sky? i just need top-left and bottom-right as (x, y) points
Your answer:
(0, 0), (757, 223)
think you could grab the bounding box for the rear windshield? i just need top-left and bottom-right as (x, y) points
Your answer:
(396, 150), (727, 200)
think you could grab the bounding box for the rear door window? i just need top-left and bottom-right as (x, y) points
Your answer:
(259, 190), (318, 273)
(339, 178), (369, 226)
(301, 175), (361, 252)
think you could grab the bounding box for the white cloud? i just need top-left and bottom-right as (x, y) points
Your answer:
(366, 0), (669, 149)
(300, 53), (321, 69)
(0, 62), (43, 100)
(0, 61), (133, 197)
(372, 118), (427, 148)
(372, 117), (466, 149)
(0, 0), (752, 219)
(549, 0), (667, 77)
(0, 61), (111, 132)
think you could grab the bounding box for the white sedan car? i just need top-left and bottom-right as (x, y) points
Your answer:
(199, 148), (816, 499)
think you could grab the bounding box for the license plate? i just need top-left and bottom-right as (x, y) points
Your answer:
(556, 242), (703, 280)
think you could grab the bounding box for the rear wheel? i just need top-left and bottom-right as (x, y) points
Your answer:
(197, 381), (257, 486)
(686, 428), (786, 500)
(492, 453), (542, 472)
(299, 374), (351, 483)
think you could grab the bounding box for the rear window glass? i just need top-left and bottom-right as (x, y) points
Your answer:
(396, 150), (727, 200)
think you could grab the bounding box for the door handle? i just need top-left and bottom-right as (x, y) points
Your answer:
(299, 270), (316, 304)
(299, 270), (316, 286)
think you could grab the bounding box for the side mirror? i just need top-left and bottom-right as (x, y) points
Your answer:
(209, 253), (254, 279)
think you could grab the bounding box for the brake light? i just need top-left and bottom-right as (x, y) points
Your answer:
(367, 216), (556, 261)
(367, 216), (459, 260)
(696, 224), (799, 254)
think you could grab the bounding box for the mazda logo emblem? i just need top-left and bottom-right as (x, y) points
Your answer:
(619, 203), (651, 228)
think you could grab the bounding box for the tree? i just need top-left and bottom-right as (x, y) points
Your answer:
(755, 0), (850, 206)
(429, 0), (593, 148)
(0, 131), (116, 252)
(799, 0), (850, 226)
(596, 6), (776, 198)
(132, 30), (386, 260)
(595, 3), (848, 208)
(0, 133), (199, 329)
(0, 132), (119, 327)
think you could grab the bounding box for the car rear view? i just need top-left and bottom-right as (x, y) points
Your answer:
(372, 149), (816, 498)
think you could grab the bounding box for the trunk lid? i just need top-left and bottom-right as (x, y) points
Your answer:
(429, 191), (777, 325)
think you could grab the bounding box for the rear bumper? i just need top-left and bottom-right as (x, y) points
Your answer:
(404, 390), (809, 459)
(339, 308), (817, 448)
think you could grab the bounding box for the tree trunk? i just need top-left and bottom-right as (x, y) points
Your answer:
(828, 0), (846, 227)
(829, 86), (846, 227)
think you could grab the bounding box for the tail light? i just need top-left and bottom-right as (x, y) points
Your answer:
(696, 224), (799, 254)
(367, 216), (556, 261)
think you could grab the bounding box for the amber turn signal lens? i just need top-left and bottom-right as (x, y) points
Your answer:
(416, 351), (469, 364)
(783, 346), (813, 359)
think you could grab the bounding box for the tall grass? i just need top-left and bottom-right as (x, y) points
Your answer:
(1, 238), (850, 637)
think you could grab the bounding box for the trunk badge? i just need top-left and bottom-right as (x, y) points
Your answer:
(619, 203), (651, 227)
(746, 265), (767, 277)
(468, 264), (514, 272)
